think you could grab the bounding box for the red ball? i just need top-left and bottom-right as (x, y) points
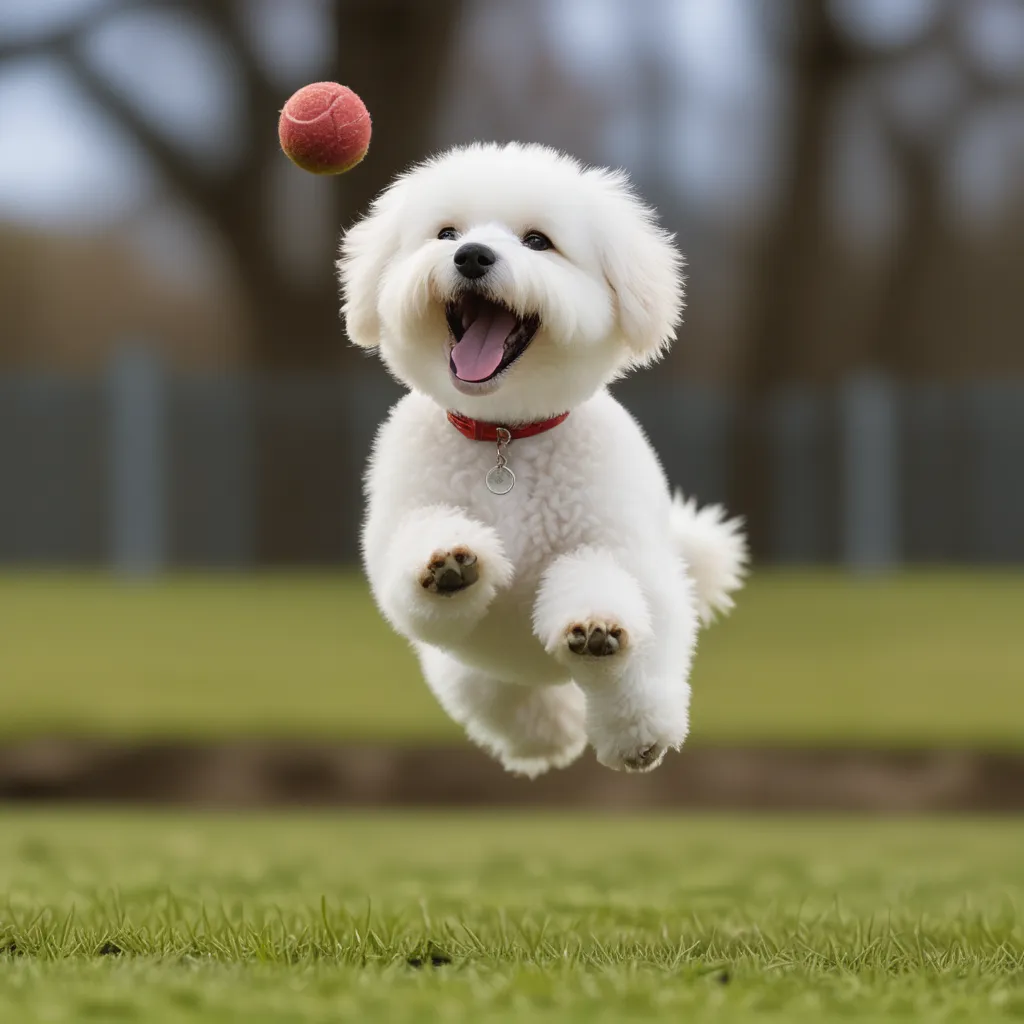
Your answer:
(278, 82), (371, 175)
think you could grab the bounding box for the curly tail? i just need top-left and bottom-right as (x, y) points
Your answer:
(670, 491), (748, 626)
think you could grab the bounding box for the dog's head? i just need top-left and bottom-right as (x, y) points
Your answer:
(338, 143), (684, 423)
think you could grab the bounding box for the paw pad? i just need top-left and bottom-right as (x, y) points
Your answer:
(420, 547), (479, 594)
(565, 621), (627, 657)
(623, 743), (665, 773)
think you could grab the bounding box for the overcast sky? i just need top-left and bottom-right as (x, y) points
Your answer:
(0, 0), (1018, 237)
(0, 0), (779, 231)
(0, 0), (330, 228)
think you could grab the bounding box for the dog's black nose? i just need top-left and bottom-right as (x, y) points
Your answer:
(453, 242), (496, 280)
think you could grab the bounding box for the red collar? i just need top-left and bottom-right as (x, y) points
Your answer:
(446, 410), (570, 442)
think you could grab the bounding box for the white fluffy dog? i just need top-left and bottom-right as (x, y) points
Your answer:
(339, 142), (746, 776)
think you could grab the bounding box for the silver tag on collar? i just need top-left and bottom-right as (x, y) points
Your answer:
(485, 427), (515, 494)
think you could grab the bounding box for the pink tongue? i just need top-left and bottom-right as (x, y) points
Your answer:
(451, 306), (518, 382)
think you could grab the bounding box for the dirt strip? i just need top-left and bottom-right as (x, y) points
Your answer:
(1, 741), (1023, 811)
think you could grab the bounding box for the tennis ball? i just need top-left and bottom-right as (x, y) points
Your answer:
(278, 82), (371, 175)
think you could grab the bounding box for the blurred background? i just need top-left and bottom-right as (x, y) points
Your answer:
(2, 0), (1022, 571)
(0, 1), (1022, 794)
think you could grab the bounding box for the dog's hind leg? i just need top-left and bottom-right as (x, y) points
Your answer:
(417, 646), (587, 778)
(532, 546), (698, 773)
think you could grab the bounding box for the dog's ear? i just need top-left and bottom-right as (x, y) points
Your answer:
(592, 170), (685, 363)
(337, 184), (404, 349)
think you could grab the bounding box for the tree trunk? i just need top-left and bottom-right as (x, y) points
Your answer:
(252, 0), (466, 562)
(731, 3), (851, 558)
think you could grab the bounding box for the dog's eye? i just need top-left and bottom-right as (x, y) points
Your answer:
(437, 227), (459, 241)
(522, 231), (553, 252)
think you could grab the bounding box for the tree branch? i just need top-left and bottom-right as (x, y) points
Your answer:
(61, 45), (213, 210)
(0, 0), (240, 230)
(175, 0), (280, 150)
(0, 0), (142, 63)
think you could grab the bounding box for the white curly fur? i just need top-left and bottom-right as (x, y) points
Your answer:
(339, 142), (746, 776)
(670, 493), (749, 625)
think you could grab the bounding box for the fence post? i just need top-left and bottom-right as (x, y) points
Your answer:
(965, 382), (1024, 563)
(840, 372), (900, 571)
(767, 388), (829, 563)
(108, 344), (167, 576)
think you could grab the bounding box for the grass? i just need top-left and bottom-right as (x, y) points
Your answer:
(1, 570), (1022, 746)
(0, 811), (1023, 1022)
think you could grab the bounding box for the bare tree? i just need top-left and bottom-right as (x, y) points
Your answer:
(0, 0), (465, 368)
(1, 0), (466, 563)
(731, 1), (1024, 554)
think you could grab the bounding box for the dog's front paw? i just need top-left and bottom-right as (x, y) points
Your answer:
(419, 547), (479, 595)
(565, 620), (628, 657)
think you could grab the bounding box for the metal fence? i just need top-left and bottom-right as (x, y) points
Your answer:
(1, 348), (1022, 569)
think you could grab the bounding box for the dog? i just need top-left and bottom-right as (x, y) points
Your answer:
(338, 142), (747, 776)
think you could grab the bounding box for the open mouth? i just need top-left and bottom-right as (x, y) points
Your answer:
(445, 294), (540, 388)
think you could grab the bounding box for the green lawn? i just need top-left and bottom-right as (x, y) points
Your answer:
(1, 570), (1021, 745)
(0, 812), (1022, 1022)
